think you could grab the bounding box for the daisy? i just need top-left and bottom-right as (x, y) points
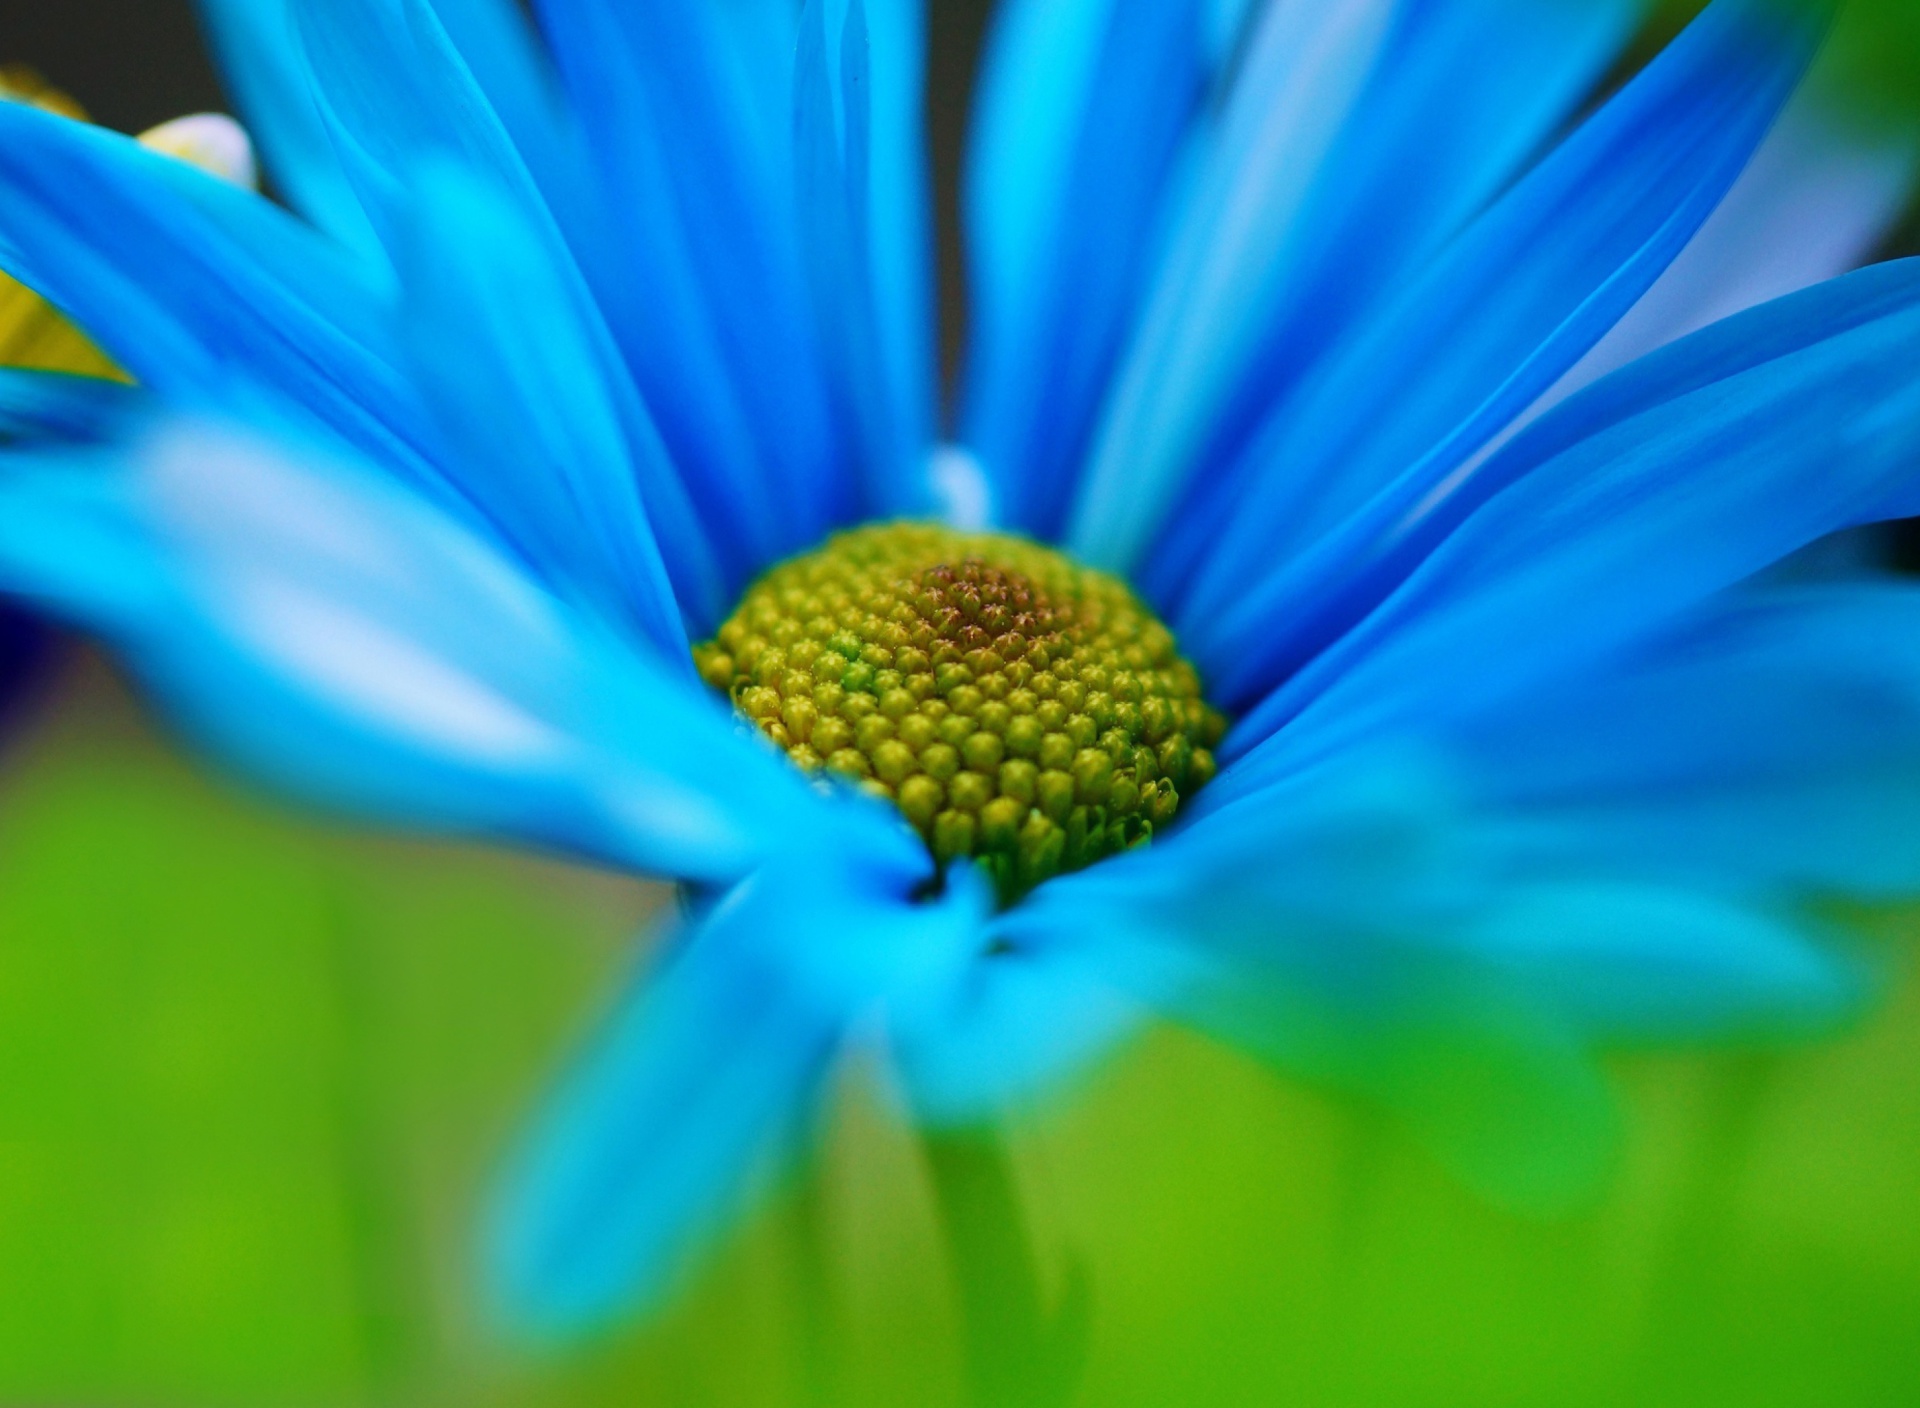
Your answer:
(0, 0), (1916, 1343)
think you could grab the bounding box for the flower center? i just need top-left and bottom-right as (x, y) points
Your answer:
(694, 522), (1225, 902)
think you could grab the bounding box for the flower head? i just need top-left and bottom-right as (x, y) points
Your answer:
(0, 0), (1916, 1336)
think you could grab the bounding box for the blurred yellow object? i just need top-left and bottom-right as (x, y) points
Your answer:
(0, 66), (256, 384)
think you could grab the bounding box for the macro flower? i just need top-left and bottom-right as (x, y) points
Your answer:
(0, 0), (1917, 1340)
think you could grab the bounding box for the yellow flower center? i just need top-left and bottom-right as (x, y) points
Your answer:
(694, 523), (1225, 902)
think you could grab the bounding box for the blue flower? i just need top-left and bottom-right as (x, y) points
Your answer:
(0, 0), (1917, 1336)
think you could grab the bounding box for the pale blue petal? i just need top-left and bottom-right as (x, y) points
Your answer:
(1180, 0), (1820, 692)
(888, 906), (1153, 1125)
(1145, 0), (1643, 600)
(1001, 755), (1626, 1211)
(488, 854), (989, 1335)
(1459, 583), (1920, 900)
(0, 419), (866, 883)
(1065, 0), (1398, 570)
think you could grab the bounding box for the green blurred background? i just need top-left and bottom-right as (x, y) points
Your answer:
(1, 659), (1917, 1406)
(3, 0), (1920, 1403)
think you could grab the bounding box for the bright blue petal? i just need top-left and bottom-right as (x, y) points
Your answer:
(1143, 0), (1642, 599)
(488, 854), (989, 1335)
(1063, 0), (1398, 570)
(0, 102), (439, 485)
(0, 418), (868, 883)
(0, 370), (143, 443)
(397, 162), (707, 654)
(888, 905), (1153, 1125)
(534, 0), (852, 569)
(425, 0), (806, 597)
(285, 0), (548, 251)
(1179, 0), (1822, 693)
(194, 0), (385, 257)
(958, 0), (1208, 536)
(1219, 260), (1920, 780)
(1066, 0), (1647, 574)
(794, 0), (938, 516)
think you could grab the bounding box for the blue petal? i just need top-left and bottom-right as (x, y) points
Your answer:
(487, 854), (989, 1335)
(0, 102), (439, 485)
(535, 0), (852, 571)
(194, 0), (385, 257)
(793, 0), (938, 516)
(1066, 0), (1644, 574)
(0, 418), (873, 883)
(1063, 0), (1398, 570)
(1179, 0), (1822, 695)
(397, 162), (708, 654)
(1458, 582), (1920, 902)
(429, 0), (809, 596)
(1143, 0), (1642, 599)
(286, 0), (549, 251)
(0, 370), (143, 442)
(958, 0), (1209, 536)
(1220, 259), (1920, 780)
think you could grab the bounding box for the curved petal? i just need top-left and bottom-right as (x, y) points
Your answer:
(1068, 0), (1646, 575)
(1219, 258), (1920, 777)
(991, 729), (1862, 1207)
(1541, 72), (1919, 407)
(993, 754), (1628, 1211)
(0, 418), (878, 884)
(194, 0), (386, 257)
(1180, 0), (1823, 693)
(487, 853), (990, 1335)
(794, 0), (938, 516)
(535, 0), (851, 568)
(0, 101), (439, 486)
(1064, 0), (1399, 570)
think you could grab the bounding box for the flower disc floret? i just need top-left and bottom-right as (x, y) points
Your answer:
(694, 522), (1225, 901)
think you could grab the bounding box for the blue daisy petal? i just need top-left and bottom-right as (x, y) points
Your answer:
(535, 0), (851, 570)
(0, 417), (862, 883)
(0, 369), (143, 443)
(1067, 0), (1662, 575)
(488, 851), (990, 1335)
(1222, 259), (1920, 777)
(794, 0), (939, 516)
(1140, 0), (1643, 597)
(0, 101), (438, 483)
(195, 0), (385, 258)
(396, 160), (699, 656)
(959, 0), (1210, 537)
(1179, 0), (1824, 693)
(1459, 582), (1920, 900)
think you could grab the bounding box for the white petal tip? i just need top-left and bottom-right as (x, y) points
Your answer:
(138, 112), (258, 191)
